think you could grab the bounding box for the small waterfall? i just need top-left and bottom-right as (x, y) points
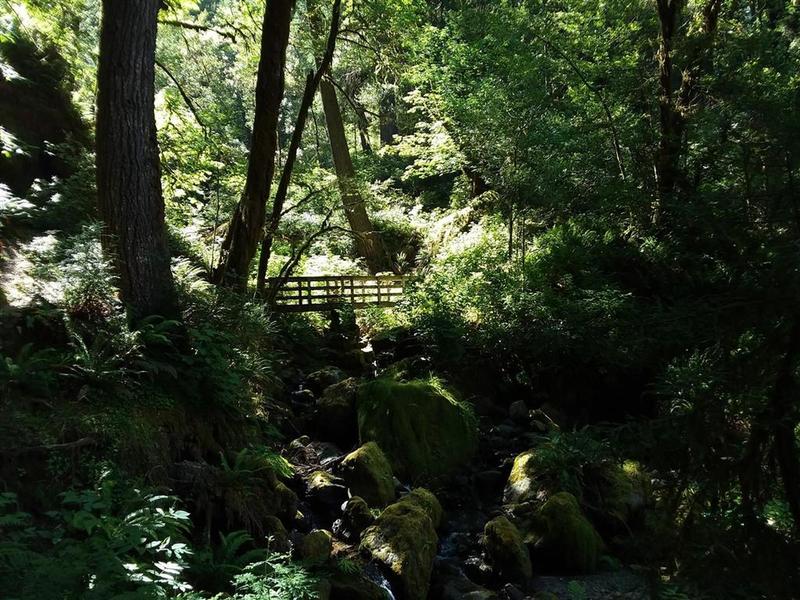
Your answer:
(364, 562), (397, 600)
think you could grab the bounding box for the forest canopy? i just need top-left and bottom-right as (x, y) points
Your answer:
(1, 0), (800, 598)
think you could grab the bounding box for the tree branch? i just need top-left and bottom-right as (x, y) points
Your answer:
(155, 58), (207, 130)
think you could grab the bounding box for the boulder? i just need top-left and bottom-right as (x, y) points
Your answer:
(360, 488), (442, 600)
(306, 470), (349, 508)
(340, 442), (396, 507)
(357, 377), (478, 480)
(263, 515), (290, 552)
(316, 378), (359, 447)
(333, 496), (375, 541)
(329, 572), (389, 600)
(528, 492), (603, 573)
(306, 366), (346, 395)
(582, 460), (650, 534)
(300, 529), (333, 563)
(483, 516), (532, 583)
(503, 450), (542, 505)
(431, 558), (497, 600)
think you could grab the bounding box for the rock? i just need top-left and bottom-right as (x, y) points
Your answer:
(315, 578), (333, 600)
(340, 442), (396, 507)
(306, 470), (349, 507)
(291, 388), (316, 408)
(431, 558), (497, 600)
(263, 515), (290, 552)
(483, 516), (533, 583)
(289, 435), (311, 451)
(300, 529), (333, 563)
(360, 488), (442, 600)
(357, 377), (478, 480)
(503, 450), (542, 505)
(306, 367), (346, 395)
(316, 377), (359, 447)
(582, 460), (651, 534)
(508, 401), (529, 424)
(531, 593), (558, 600)
(463, 556), (494, 587)
(333, 496), (375, 541)
(529, 492), (604, 573)
(500, 583), (526, 600)
(340, 348), (374, 373)
(403, 488), (443, 528)
(329, 572), (389, 600)
(370, 326), (410, 354)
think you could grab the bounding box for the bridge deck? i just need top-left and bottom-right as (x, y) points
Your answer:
(266, 275), (413, 312)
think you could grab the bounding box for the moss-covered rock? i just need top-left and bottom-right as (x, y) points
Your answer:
(402, 488), (443, 528)
(529, 492), (604, 573)
(357, 377), (477, 480)
(263, 515), (290, 552)
(583, 460), (650, 534)
(329, 572), (389, 600)
(360, 488), (441, 600)
(334, 496), (375, 541)
(503, 449), (543, 505)
(316, 377), (359, 447)
(300, 529), (333, 563)
(483, 516), (532, 583)
(307, 470), (349, 507)
(340, 442), (396, 507)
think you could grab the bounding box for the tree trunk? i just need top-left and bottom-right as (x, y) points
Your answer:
(379, 84), (399, 145)
(654, 0), (684, 211)
(319, 79), (394, 273)
(654, 0), (722, 221)
(213, 0), (294, 287)
(96, 0), (177, 322)
(256, 0), (342, 293)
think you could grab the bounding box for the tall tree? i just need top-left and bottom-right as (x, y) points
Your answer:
(654, 0), (722, 220)
(319, 78), (394, 273)
(96, 0), (177, 321)
(256, 0), (342, 293)
(213, 0), (294, 287)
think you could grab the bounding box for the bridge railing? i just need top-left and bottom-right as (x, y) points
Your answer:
(266, 275), (413, 312)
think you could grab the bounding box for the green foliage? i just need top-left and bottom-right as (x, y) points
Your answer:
(0, 484), (193, 599)
(189, 530), (267, 594)
(357, 375), (477, 480)
(232, 554), (320, 600)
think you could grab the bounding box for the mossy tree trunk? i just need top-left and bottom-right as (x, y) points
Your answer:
(319, 79), (394, 274)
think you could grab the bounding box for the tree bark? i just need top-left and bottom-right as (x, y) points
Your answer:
(256, 0), (342, 293)
(654, 0), (722, 221)
(213, 0), (294, 287)
(96, 0), (177, 322)
(319, 78), (394, 273)
(379, 84), (399, 145)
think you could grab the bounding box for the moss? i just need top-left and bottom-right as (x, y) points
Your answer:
(534, 492), (604, 573)
(356, 376), (477, 480)
(360, 489), (441, 600)
(504, 449), (541, 504)
(483, 515), (533, 582)
(402, 487), (443, 529)
(264, 515), (290, 552)
(340, 442), (396, 507)
(300, 529), (333, 564)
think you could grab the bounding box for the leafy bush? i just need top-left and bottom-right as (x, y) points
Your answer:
(0, 483), (193, 599)
(232, 554), (320, 600)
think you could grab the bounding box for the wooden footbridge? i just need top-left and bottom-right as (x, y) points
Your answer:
(266, 275), (414, 312)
